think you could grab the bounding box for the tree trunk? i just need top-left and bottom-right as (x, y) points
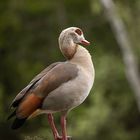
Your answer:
(100, 0), (140, 111)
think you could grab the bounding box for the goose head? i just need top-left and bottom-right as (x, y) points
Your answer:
(58, 27), (90, 59)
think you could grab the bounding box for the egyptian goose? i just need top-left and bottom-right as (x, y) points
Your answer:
(8, 27), (95, 140)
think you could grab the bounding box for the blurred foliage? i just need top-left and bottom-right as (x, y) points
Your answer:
(0, 0), (140, 140)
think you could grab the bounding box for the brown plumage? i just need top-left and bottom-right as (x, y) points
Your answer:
(16, 94), (43, 118)
(8, 27), (95, 140)
(8, 62), (78, 129)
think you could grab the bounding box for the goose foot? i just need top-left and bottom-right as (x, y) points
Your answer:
(56, 135), (72, 140)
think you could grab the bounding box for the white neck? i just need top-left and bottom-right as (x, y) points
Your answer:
(59, 35), (77, 60)
(70, 46), (94, 75)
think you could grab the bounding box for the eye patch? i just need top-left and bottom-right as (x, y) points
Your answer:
(75, 29), (83, 35)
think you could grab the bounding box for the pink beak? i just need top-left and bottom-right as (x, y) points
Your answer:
(80, 39), (90, 46)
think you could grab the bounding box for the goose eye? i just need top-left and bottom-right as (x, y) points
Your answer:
(75, 29), (82, 36)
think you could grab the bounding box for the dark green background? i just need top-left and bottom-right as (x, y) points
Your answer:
(0, 0), (140, 140)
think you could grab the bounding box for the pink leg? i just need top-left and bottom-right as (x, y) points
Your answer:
(47, 113), (61, 140)
(61, 115), (67, 140)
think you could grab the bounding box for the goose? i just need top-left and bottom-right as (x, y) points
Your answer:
(8, 27), (95, 140)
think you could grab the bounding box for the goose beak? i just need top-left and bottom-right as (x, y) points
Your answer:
(80, 39), (90, 46)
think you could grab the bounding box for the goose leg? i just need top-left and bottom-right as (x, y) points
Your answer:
(61, 114), (67, 140)
(47, 113), (61, 140)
